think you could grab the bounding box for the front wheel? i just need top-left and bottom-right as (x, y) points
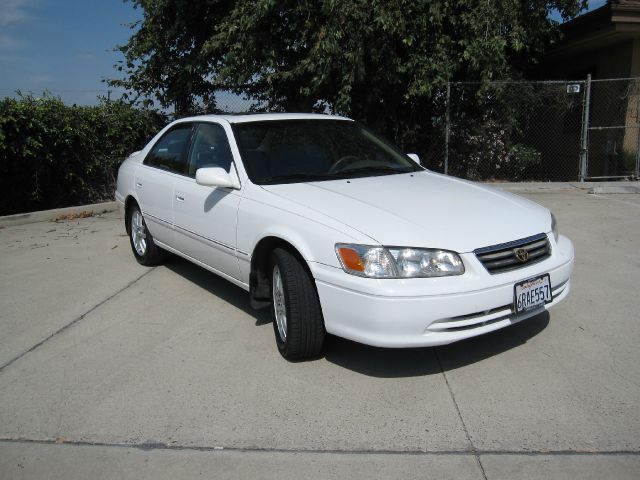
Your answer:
(270, 248), (325, 360)
(128, 204), (165, 266)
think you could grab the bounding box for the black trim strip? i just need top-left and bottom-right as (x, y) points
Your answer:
(142, 211), (249, 257)
(141, 211), (171, 227)
(174, 224), (234, 252)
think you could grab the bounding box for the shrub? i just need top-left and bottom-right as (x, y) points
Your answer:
(0, 92), (166, 215)
(450, 120), (542, 181)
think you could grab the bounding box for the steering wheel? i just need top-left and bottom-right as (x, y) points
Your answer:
(329, 155), (362, 174)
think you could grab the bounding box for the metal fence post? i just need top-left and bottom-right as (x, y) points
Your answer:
(444, 82), (450, 175)
(579, 74), (592, 182)
(636, 129), (640, 180)
(635, 85), (640, 180)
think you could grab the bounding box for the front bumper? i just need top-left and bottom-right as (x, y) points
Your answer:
(313, 234), (574, 348)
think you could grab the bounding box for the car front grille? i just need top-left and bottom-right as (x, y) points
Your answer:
(474, 233), (551, 274)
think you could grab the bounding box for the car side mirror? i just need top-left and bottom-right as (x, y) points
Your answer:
(195, 167), (240, 189)
(407, 153), (421, 165)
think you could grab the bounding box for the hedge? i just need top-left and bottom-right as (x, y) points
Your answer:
(0, 93), (167, 215)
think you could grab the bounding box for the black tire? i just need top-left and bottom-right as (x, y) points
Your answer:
(269, 248), (325, 360)
(127, 203), (165, 266)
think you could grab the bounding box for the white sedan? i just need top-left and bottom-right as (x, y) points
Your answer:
(115, 113), (574, 360)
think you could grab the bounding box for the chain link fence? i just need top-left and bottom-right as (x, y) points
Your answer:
(3, 77), (640, 187)
(444, 77), (640, 182)
(585, 78), (640, 180)
(210, 77), (640, 182)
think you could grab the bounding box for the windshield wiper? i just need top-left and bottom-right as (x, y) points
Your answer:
(337, 165), (413, 176)
(260, 166), (413, 184)
(260, 172), (340, 184)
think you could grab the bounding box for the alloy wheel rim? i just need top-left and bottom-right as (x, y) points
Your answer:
(272, 265), (287, 342)
(131, 210), (147, 256)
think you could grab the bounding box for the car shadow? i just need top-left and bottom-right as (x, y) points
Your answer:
(162, 255), (549, 377)
(324, 312), (549, 378)
(163, 255), (271, 326)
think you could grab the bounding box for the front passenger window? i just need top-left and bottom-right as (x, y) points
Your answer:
(144, 125), (192, 174)
(187, 123), (234, 177)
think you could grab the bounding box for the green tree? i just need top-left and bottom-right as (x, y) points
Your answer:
(111, 0), (585, 159)
(110, 0), (236, 115)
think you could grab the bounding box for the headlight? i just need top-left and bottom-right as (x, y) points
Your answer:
(551, 213), (559, 243)
(335, 244), (465, 278)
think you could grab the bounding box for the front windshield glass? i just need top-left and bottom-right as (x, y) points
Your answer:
(232, 119), (423, 184)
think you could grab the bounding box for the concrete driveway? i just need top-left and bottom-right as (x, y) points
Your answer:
(1, 187), (639, 479)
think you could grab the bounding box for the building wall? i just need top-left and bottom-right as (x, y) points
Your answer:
(543, 40), (633, 80)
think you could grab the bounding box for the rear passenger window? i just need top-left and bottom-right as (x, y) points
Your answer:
(144, 125), (193, 174)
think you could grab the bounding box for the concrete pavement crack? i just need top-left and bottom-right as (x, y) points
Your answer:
(435, 348), (488, 480)
(0, 268), (156, 374)
(0, 437), (639, 456)
(590, 193), (640, 208)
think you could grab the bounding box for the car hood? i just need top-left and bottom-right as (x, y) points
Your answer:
(260, 171), (551, 253)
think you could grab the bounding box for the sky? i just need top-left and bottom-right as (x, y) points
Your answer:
(549, 0), (606, 21)
(0, 0), (609, 106)
(0, 0), (141, 105)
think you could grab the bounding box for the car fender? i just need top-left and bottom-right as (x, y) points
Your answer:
(248, 224), (327, 272)
(237, 197), (371, 285)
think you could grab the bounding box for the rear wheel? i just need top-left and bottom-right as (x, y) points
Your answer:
(270, 248), (325, 360)
(128, 204), (165, 266)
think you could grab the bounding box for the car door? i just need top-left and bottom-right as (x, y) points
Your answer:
(172, 122), (242, 280)
(135, 123), (194, 246)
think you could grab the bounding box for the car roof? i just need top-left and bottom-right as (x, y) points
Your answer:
(174, 112), (353, 124)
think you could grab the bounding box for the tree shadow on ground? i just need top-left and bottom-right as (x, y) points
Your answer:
(164, 254), (549, 378)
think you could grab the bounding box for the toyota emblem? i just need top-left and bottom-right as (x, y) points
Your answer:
(514, 248), (529, 262)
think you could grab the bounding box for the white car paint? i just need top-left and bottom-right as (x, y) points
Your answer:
(116, 113), (574, 348)
(258, 172), (551, 253)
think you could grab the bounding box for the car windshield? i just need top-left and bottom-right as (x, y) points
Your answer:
(232, 119), (423, 184)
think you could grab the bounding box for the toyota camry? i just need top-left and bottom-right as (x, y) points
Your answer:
(115, 113), (574, 360)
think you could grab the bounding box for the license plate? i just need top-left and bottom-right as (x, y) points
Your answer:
(514, 274), (552, 314)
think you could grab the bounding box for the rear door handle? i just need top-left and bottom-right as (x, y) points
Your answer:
(176, 194), (185, 202)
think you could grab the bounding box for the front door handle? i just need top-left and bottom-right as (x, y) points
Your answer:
(176, 194), (185, 202)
